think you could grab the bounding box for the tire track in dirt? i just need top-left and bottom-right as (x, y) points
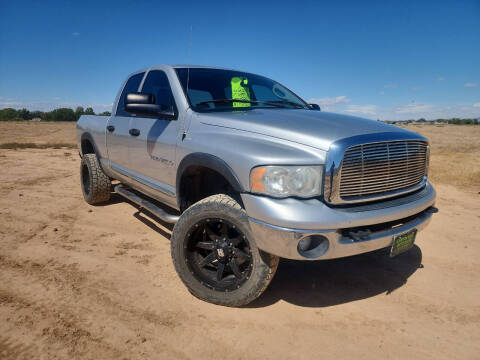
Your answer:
(0, 252), (193, 359)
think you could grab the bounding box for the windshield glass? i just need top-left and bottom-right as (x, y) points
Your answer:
(175, 68), (308, 112)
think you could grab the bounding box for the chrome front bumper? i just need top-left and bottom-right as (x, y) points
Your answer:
(242, 183), (436, 260)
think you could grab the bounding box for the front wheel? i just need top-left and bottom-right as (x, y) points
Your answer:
(171, 194), (279, 307)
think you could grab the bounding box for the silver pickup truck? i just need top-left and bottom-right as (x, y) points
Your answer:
(77, 65), (437, 306)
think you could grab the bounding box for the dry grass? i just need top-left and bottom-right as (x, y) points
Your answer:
(401, 124), (480, 190)
(0, 121), (76, 147)
(0, 121), (478, 190)
(0, 142), (76, 149)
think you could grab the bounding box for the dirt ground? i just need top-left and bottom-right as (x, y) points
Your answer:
(0, 122), (479, 359)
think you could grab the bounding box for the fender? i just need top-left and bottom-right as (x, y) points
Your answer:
(80, 132), (104, 169)
(176, 152), (244, 207)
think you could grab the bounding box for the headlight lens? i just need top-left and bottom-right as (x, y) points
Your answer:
(250, 165), (323, 198)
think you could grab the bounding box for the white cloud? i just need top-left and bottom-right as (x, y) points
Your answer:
(338, 102), (480, 121)
(395, 103), (432, 114)
(72, 32), (80, 36)
(308, 95), (350, 106)
(307, 92), (480, 120)
(411, 86), (421, 92)
(384, 84), (397, 89)
(464, 82), (478, 87)
(385, 103), (480, 120)
(345, 104), (377, 115)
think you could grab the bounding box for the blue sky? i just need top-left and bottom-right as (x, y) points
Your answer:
(0, 0), (479, 120)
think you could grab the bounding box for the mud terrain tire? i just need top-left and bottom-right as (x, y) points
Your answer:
(80, 154), (111, 204)
(171, 194), (279, 307)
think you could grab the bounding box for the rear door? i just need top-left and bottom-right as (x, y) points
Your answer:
(106, 72), (145, 176)
(128, 70), (179, 196)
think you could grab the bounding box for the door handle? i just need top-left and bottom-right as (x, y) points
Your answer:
(106, 125), (115, 132)
(129, 128), (140, 136)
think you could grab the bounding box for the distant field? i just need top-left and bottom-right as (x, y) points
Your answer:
(0, 121), (478, 190)
(402, 124), (480, 190)
(0, 121), (76, 148)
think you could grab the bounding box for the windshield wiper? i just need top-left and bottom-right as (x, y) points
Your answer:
(195, 99), (285, 108)
(269, 100), (306, 109)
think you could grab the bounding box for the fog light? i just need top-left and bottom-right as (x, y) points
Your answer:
(297, 235), (329, 259)
(298, 237), (312, 251)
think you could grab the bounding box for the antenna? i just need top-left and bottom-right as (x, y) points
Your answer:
(186, 25), (193, 101)
(182, 25), (193, 138)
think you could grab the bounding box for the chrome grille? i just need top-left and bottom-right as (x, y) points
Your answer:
(339, 140), (428, 199)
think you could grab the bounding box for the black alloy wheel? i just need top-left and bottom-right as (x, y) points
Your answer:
(185, 218), (253, 292)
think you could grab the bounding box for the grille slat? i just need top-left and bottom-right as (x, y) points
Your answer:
(339, 140), (428, 199)
(341, 167), (426, 177)
(340, 174), (425, 188)
(341, 180), (424, 195)
(340, 177), (424, 192)
(341, 161), (426, 172)
(340, 172), (425, 185)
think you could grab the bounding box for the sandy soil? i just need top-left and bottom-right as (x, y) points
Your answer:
(0, 123), (479, 359)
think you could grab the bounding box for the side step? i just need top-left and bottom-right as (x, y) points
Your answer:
(114, 185), (180, 224)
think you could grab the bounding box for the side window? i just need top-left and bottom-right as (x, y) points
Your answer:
(116, 72), (145, 116)
(141, 70), (176, 112)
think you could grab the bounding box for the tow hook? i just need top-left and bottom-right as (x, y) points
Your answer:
(427, 206), (439, 214)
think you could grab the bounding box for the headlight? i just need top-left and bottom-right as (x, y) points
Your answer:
(250, 165), (323, 198)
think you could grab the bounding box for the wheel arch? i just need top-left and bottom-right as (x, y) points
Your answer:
(176, 153), (244, 210)
(80, 132), (99, 156)
(79, 132), (108, 174)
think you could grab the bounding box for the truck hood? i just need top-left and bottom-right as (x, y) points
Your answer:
(197, 109), (414, 151)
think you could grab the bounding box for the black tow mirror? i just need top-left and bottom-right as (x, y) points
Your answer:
(124, 92), (176, 120)
(309, 103), (321, 111)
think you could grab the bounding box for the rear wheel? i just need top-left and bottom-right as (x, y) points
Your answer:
(80, 153), (111, 204)
(171, 194), (279, 307)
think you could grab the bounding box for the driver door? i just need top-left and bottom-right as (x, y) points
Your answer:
(128, 70), (179, 199)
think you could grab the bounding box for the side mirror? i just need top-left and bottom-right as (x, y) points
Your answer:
(124, 92), (176, 120)
(309, 103), (321, 111)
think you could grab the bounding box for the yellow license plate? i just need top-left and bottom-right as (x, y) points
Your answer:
(390, 229), (417, 257)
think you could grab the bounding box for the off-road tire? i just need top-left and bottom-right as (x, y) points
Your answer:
(171, 194), (279, 307)
(80, 153), (111, 204)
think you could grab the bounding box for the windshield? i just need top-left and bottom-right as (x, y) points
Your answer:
(175, 68), (308, 112)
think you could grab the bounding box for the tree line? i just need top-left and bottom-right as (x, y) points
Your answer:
(385, 118), (479, 125)
(0, 107), (111, 122)
(0, 106), (477, 124)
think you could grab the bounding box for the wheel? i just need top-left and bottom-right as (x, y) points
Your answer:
(171, 194), (279, 307)
(80, 153), (111, 204)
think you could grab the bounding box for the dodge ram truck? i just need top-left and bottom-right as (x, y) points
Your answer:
(77, 65), (437, 306)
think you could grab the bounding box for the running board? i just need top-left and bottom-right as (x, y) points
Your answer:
(114, 185), (180, 224)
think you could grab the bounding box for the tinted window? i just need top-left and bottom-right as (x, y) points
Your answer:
(116, 72), (145, 116)
(175, 68), (307, 112)
(141, 70), (176, 112)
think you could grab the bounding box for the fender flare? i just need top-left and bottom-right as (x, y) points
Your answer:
(176, 153), (244, 207)
(80, 132), (105, 170)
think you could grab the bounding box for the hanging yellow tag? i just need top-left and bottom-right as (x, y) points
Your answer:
(231, 77), (251, 108)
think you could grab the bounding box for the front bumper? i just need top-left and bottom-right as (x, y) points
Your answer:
(242, 182), (436, 260)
